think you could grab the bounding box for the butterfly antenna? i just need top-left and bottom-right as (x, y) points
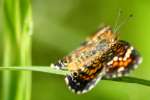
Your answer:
(113, 9), (123, 33)
(114, 14), (133, 33)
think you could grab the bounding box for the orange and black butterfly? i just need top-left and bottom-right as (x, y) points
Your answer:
(53, 26), (142, 94)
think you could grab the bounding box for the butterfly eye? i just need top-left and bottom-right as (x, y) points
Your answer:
(72, 72), (78, 77)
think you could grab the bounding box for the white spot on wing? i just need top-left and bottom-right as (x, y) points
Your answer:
(77, 91), (81, 94)
(113, 56), (118, 61)
(138, 57), (143, 64)
(119, 57), (123, 61)
(65, 77), (69, 85)
(107, 60), (113, 65)
(123, 57), (127, 61)
(133, 65), (138, 69)
(89, 84), (95, 91)
(81, 67), (85, 71)
(71, 89), (75, 93)
(117, 67), (124, 72)
(82, 90), (88, 94)
(123, 47), (133, 61)
(112, 74), (116, 78)
(130, 46), (134, 50)
(68, 86), (71, 89)
(117, 73), (122, 77)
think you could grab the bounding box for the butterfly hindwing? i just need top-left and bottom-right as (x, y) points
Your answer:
(103, 40), (142, 78)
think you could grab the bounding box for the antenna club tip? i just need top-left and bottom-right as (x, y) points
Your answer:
(129, 14), (133, 17)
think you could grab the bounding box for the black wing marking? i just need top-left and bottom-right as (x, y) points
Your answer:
(65, 74), (102, 94)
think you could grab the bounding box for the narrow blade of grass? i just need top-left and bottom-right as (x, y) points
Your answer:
(2, 0), (32, 100)
(0, 66), (150, 87)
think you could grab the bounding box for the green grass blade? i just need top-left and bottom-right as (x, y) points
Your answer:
(2, 0), (32, 100)
(0, 66), (150, 87)
(0, 66), (68, 76)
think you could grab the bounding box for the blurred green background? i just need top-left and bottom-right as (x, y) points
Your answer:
(0, 0), (150, 100)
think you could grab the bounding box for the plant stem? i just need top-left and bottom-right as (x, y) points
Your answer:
(0, 66), (69, 76)
(0, 66), (150, 87)
(3, 0), (32, 100)
(105, 77), (150, 86)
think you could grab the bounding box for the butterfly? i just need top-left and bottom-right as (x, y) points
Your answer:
(53, 26), (142, 94)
